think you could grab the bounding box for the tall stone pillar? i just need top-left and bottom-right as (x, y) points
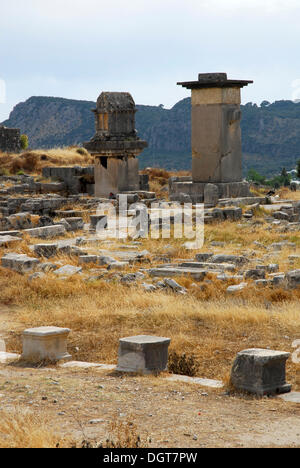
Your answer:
(177, 73), (253, 184)
(83, 92), (147, 198)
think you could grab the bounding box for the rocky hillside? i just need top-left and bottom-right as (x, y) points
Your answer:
(2, 96), (300, 176)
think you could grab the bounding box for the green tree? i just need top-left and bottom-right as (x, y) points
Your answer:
(247, 169), (266, 185)
(20, 134), (29, 150)
(297, 160), (300, 179)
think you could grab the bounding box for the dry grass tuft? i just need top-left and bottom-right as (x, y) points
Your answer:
(0, 408), (64, 448)
(0, 148), (94, 175)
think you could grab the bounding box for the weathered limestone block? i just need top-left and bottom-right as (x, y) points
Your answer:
(204, 184), (219, 207)
(180, 261), (236, 272)
(226, 282), (247, 293)
(33, 244), (58, 258)
(22, 326), (71, 362)
(54, 265), (82, 276)
(116, 335), (171, 374)
(149, 267), (207, 280)
(285, 269), (300, 289)
(78, 255), (98, 265)
(1, 253), (40, 273)
(231, 348), (291, 395)
(7, 212), (32, 230)
(90, 215), (108, 230)
(24, 225), (66, 239)
(223, 207), (242, 221)
(245, 269), (266, 280)
(210, 254), (248, 265)
(60, 217), (84, 232)
(0, 235), (22, 247)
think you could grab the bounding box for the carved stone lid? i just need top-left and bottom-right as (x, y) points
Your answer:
(178, 72), (253, 89)
(95, 92), (136, 113)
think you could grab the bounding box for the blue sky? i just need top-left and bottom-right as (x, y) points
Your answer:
(1, 0), (300, 122)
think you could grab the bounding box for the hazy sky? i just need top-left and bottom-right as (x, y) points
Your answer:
(1, 0), (300, 122)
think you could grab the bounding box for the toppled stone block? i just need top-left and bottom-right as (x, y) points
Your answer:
(210, 254), (248, 266)
(28, 272), (46, 281)
(285, 269), (300, 289)
(226, 282), (247, 293)
(180, 261), (236, 272)
(25, 225), (66, 239)
(271, 274), (286, 286)
(33, 244), (58, 258)
(60, 217), (84, 232)
(54, 265), (82, 276)
(245, 269), (266, 280)
(149, 267), (207, 281)
(107, 261), (129, 271)
(7, 212), (32, 230)
(273, 211), (290, 220)
(97, 255), (117, 266)
(22, 326), (71, 362)
(195, 252), (214, 262)
(116, 335), (171, 374)
(0, 235), (22, 247)
(78, 255), (98, 265)
(223, 207), (242, 221)
(163, 278), (187, 294)
(267, 264), (279, 273)
(231, 348), (291, 395)
(1, 253), (40, 273)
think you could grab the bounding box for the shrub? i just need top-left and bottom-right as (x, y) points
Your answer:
(20, 134), (29, 150)
(168, 351), (199, 377)
(76, 147), (88, 156)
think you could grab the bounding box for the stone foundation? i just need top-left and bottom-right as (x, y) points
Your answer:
(169, 177), (251, 204)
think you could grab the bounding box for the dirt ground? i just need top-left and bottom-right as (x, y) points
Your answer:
(0, 355), (299, 448)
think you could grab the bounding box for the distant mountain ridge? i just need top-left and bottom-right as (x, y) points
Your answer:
(3, 96), (300, 176)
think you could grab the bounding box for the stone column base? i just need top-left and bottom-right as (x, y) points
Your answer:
(169, 179), (252, 204)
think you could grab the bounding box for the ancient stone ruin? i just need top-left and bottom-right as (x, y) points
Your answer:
(170, 73), (253, 204)
(0, 125), (21, 153)
(84, 92), (148, 198)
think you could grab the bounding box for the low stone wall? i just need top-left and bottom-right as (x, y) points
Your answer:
(42, 166), (94, 194)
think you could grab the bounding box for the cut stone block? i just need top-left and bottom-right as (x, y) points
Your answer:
(22, 326), (71, 362)
(231, 348), (291, 396)
(1, 253), (40, 273)
(90, 215), (108, 230)
(78, 255), (98, 265)
(24, 225), (66, 239)
(54, 265), (82, 276)
(0, 235), (22, 247)
(0, 352), (21, 364)
(149, 267), (207, 281)
(116, 335), (171, 374)
(33, 243), (58, 258)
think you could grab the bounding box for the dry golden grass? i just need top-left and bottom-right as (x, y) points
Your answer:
(0, 408), (64, 448)
(278, 187), (300, 201)
(0, 266), (298, 388)
(0, 147), (94, 175)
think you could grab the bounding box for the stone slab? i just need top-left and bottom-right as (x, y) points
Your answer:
(149, 267), (207, 280)
(278, 392), (300, 403)
(0, 352), (21, 364)
(166, 374), (224, 389)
